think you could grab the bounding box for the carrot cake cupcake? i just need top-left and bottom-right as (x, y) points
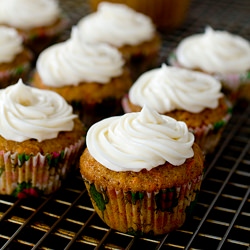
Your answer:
(0, 26), (33, 88)
(168, 26), (250, 102)
(80, 105), (205, 235)
(77, 2), (161, 80)
(0, 79), (85, 198)
(31, 26), (132, 128)
(0, 0), (69, 55)
(122, 64), (232, 155)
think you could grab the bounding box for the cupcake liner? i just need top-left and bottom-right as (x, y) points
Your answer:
(0, 137), (85, 198)
(83, 174), (203, 236)
(189, 103), (232, 155)
(19, 14), (70, 55)
(20, 14), (69, 42)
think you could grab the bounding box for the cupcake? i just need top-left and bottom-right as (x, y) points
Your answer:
(77, 2), (161, 80)
(0, 0), (69, 55)
(80, 105), (205, 236)
(31, 27), (132, 128)
(122, 64), (232, 155)
(88, 0), (191, 31)
(0, 79), (86, 198)
(0, 26), (33, 89)
(168, 26), (250, 103)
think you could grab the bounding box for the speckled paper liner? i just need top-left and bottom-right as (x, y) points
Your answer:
(122, 96), (232, 155)
(19, 14), (70, 55)
(83, 174), (203, 236)
(0, 61), (32, 89)
(0, 138), (85, 198)
(168, 51), (250, 104)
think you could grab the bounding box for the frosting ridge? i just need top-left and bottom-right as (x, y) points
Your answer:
(129, 64), (223, 113)
(77, 2), (155, 47)
(0, 0), (60, 29)
(87, 105), (194, 172)
(36, 26), (125, 87)
(175, 26), (250, 74)
(0, 79), (77, 142)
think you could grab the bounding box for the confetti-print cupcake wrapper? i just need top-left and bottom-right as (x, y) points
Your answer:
(190, 101), (232, 155)
(83, 174), (203, 236)
(0, 138), (85, 198)
(20, 14), (69, 42)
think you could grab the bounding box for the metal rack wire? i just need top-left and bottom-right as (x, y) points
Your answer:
(0, 0), (249, 249)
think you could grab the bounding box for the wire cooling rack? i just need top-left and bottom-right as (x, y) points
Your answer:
(0, 0), (249, 249)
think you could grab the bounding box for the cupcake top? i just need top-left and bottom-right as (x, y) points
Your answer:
(175, 26), (250, 74)
(77, 2), (155, 47)
(0, 26), (23, 63)
(86, 105), (194, 172)
(0, 79), (77, 142)
(128, 64), (223, 113)
(0, 0), (61, 29)
(36, 26), (125, 87)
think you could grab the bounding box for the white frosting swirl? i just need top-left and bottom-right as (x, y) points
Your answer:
(0, 79), (77, 142)
(36, 26), (125, 87)
(77, 2), (155, 47)
(176, 26), (250, 74)
(87, 105), (194, 172)
(129, 64), (223, 113)
(0, 0), (60, 29)
(0, 26), (23, 63)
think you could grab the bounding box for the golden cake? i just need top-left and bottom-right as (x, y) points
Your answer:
(80, 106), (204, 235)
(0, 80), (85, 198)
(122, 64), (232, 154)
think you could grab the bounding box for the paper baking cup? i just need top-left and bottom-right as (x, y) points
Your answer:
(190, 105), (232, 155)
(83, 175), (203, 236)
(0, 138), (85, 198)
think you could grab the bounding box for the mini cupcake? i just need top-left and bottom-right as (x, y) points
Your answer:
(31, 27), (132, 128)
(0, 26), (33, 89)
(0, 0), (69, 55)
(122, 64), (232, 155)
(0, 79), (86, 198)
(168, 26), (250, 103)
(80, 105), (204, 235)
(77, 2), (161, 80)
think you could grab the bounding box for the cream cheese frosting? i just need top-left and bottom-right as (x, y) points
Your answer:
(0, 79), (77, 142)
(36, 26), (125, 87)
(175, 26), (250, 74)
(128, 64), (223, 113)
(0, 27), (23, 63)
(87, 105), (194, 172)
(77, 2), (155, 47)
(0, 0), (60, 29)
